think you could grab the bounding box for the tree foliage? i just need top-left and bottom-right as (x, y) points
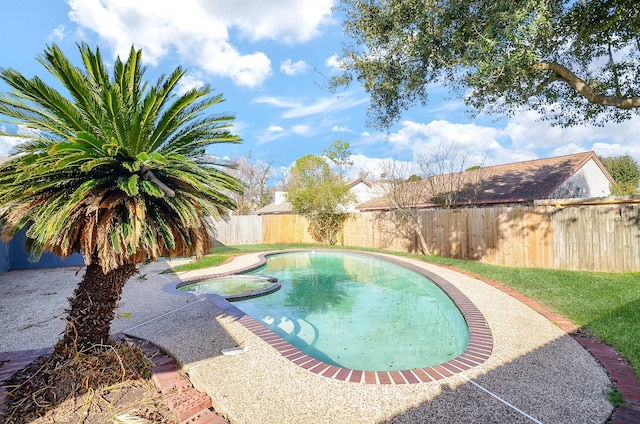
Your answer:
(286, 154), (355, 244)
(322, 139), (353, 177)
(335, 0), (640, 129)
(0, 43), (242, 351)
(600, 154), (640, 196)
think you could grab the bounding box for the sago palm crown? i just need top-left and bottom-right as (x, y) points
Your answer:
(0, 43), (243, 351)
(0, 43), (242, 272)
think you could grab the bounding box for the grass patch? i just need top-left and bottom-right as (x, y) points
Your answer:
(606, 385), (623, 407)
(168, 254), (227, 273)
(170, 243), (640, 379)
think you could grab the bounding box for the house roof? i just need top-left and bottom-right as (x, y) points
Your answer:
(358, 151), (614, 211)
(347, 177), (373, 189)
(255, 199), (293, 215)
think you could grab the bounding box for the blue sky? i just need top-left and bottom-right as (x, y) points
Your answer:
(2, 0), (640, 182)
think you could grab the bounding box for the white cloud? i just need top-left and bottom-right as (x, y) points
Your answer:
(50, 24), (65, 41)
(331, 125), (352, 133)
(255, 124), (287, 145)
(355, 131), (387, 147)
(254, 91), (368, 119)
(346, 154), (416, 181)
(283, 98), (342, 118)
(503, 108), (640, 163)
(67, 0), (334, 87)
(503, 109), (593, 150)
(253, 96), (300, 108)
(389, 120), (500, 153)
(0, 125), (41, 156)
(345, 109), (640, 178)
(280, 59), (309, 76)
(592, 141), (640, 161)
(384, 120), (536, 166)
(292, 125), (311, 136)
(177, 73), (206, 95)
(203, 0), (335, 43)
(0, 136), (22, 157)
(426, 99), (465, 115)
(325, 53), (343, 73)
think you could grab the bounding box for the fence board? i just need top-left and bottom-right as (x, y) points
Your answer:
(214, 201), (640, 272)
(214, 215), (262, 245)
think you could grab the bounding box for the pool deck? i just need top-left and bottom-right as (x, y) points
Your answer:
(1, 251), (639, 423)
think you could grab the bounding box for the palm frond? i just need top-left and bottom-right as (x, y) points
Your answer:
(0, 43), (243, 271)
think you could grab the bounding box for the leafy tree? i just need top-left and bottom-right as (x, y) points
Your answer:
(600, 155), (640, 196)
(0, 44), (242, 354)
(286, 154), (355, 244)
(322, 139), (353, 177)
(335, 0), (640, 129)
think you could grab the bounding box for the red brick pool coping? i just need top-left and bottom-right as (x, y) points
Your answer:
(202, 250), (494, 385)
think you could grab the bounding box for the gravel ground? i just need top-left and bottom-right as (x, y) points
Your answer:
(0, 253), (614, 424)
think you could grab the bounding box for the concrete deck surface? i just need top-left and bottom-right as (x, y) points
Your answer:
(0, 253), (616, 423)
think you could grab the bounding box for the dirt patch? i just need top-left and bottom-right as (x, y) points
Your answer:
(1, 341), (178, 424)
(27, 379), (177, 424)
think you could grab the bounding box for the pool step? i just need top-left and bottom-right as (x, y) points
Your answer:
(261, 315), (319, 348)
(296, 318), (319, 347)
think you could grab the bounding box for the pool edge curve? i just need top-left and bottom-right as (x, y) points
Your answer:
(195, 249), (494, 385)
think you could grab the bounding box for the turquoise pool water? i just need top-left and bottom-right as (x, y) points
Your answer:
(234, 251), (469, 371)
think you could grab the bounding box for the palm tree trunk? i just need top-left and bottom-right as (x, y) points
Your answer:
(55, 258), (137, 354)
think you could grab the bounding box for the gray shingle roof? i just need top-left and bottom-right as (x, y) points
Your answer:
(358, 151), (613, 211)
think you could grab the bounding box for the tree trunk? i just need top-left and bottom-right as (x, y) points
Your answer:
(415, 227), (431, 256)
(55, 258), (137, 355)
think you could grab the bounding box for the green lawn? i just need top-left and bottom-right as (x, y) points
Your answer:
(170, 243), (640, 378)
(167, 254), (227, 272)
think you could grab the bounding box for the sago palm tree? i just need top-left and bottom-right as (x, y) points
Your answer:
(0, 43), (243, 354)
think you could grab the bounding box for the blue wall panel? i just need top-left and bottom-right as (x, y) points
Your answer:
(9, 227), (84, 270)
(0, 242), (10, 273)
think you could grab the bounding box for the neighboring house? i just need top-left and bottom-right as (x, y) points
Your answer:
(343, 178), (390, 212)
(255, 178), (387, 215)
(255, 191), (292, 215)
(358, 151), (615, 211)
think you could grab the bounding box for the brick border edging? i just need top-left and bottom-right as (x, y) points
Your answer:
(0, 336), (226, 424)
(439, 266), (640, 424)
(113, 333), (226, 424)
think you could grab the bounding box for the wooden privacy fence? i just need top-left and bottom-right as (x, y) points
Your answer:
(214, 214), (263, 245)
(214, 200), (640, 273)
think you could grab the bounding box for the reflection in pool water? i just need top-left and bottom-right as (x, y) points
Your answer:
(233, 251), (470, 371)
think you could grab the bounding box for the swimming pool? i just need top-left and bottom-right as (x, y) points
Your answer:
(231, 251), (470, 371)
